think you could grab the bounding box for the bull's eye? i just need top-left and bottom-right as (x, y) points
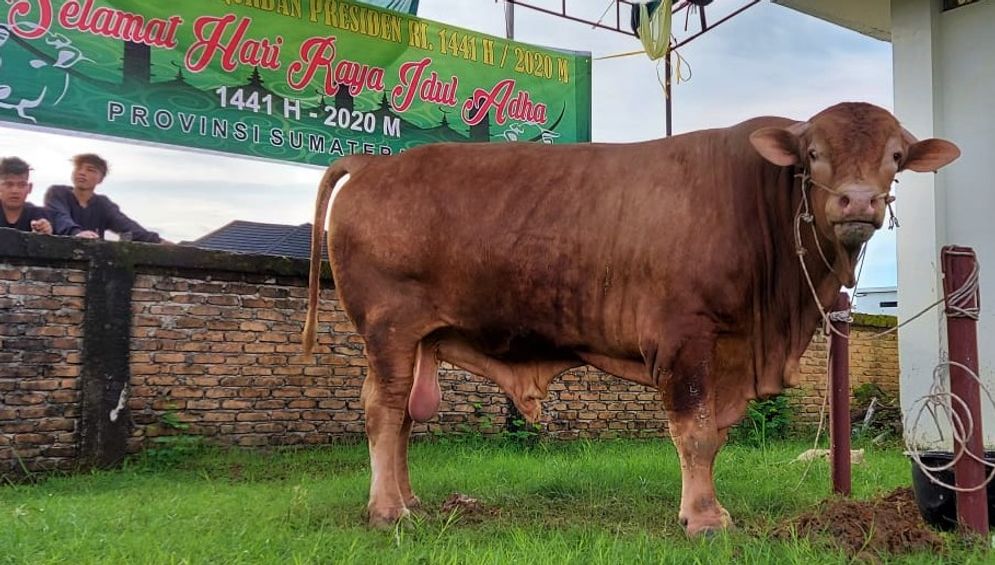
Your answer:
(892, 152), (902, 163)
(808, 149), (818, 161)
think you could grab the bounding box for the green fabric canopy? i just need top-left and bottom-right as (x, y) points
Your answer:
(358, 0), (419, 15)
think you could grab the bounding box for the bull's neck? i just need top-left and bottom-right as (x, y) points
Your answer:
(790, 166), (848, 313)
(758, 163), (844, 367)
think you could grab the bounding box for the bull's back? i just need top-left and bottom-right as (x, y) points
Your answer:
(329, 122), (781, 351)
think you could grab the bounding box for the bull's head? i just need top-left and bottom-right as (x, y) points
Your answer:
(748, 102), (960, 287)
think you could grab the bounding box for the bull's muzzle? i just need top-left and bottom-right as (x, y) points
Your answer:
(830, 185), (887, 248)
(834, 221), (877, 249)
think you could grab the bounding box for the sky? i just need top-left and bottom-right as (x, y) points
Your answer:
(0, 1), (898, 287)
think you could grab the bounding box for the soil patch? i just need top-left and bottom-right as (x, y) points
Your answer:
(775, 487), (944, 557)
(439, 492), (500, 522)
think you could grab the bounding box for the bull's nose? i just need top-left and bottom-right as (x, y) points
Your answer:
(838, 189), (879, 220)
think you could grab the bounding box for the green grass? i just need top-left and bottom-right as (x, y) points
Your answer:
(1, 438), (989, 564)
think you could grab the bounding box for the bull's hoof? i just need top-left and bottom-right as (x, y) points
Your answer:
(680, 508), (734, 538)
(367, 506), (411, 529)
(404, 495), (423, 509)
(685, 522), (729, 538)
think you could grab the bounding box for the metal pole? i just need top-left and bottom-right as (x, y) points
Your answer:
(941, 245), (988, 534)
(503, 1), (531, 438)
(829, 292), (852, 496)
(665, 48), (673, 137)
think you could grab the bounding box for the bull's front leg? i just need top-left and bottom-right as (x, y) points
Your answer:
(668, 412), (732, 536)
(660, 337), (733, 537)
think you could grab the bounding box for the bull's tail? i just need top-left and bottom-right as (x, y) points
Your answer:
(302, 158), (360, 355)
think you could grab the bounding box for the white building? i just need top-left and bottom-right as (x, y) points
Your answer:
(852, 286), (899, 316)
(776, 0), (995, 450)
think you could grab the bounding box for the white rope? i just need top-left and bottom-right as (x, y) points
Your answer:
(944, 248), (982, 321)
(793, 352), (832, 492)
(799, 257), (987, 493)
(794, 182), (841, 332)
(905, 360), (995, 493)
(789, 175), (859, 489)
(592, 0), (616, 28)
(827, 310), (853, 324)
(793, 172), (957, 342)
(794, 173), (991, 494)
(903, 248), (987, 492)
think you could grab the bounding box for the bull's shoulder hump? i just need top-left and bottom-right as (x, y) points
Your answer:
(403, 141), (592, 156)
(732, 115), (799, 131)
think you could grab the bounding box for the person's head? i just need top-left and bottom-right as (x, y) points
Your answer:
(71, 153), (108, 191)
(0, 156), (33, 210)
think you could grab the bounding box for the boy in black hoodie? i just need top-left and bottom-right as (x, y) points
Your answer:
(45, 153), (163, 242)
(1, 156), (52, 234)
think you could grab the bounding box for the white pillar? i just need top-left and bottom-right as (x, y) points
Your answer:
(894, 0), (995, 449)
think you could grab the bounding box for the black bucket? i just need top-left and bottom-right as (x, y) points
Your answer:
(910, 451), (995, 530)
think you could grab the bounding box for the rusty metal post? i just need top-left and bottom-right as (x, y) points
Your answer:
(665, 48), (673, 137)
(829, 292), (852, 496)
(942, 245), (988, 534)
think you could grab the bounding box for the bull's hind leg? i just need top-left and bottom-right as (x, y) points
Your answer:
(361, 367), (411, 527)
(659, 336), (733, 537)
(360, 319), (438, 527)
(397, 341), (440, 509)
(395, 412), (420, 509)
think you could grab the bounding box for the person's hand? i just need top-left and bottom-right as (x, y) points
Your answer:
(76, 230), (99, 239)
(30, 219), (52, 235)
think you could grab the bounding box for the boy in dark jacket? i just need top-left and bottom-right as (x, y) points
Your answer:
(1, 156), (52, 234)
(45, 153), (163, 242)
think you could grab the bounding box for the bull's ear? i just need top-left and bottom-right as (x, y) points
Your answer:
(750, 125), (804, 167)
(903, 138), (961, 172)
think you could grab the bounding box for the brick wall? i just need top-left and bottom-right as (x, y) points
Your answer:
(791, 317), (899, 428)
(1, 230), (900, 478)
(1, 264), (85, 473)
(124, 273), (669, 445)
(128, 273), (367, 449)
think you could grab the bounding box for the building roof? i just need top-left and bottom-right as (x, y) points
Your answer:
(773, 0), (890, 41)
(186, 220), (327, 260)
(853, 285), (898, 294)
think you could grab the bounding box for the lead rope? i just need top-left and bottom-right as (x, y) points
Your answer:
(887, 179), (901, 230)
(795, 177), (992, 493)
(794, 170), (924, 488)
(791, 173), (852, 490)
(905, 249), (993, 493)
(794, 171), (945, 342)
(905, 361), (995, 493)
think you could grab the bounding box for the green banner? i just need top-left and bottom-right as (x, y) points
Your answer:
(0, 0), (591, 166)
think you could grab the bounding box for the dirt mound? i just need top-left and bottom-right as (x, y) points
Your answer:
(439, 492), (500, 522)
(775, 488), (944, 557)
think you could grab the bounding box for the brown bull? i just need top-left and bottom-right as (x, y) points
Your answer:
(303, 102), (959, 536)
